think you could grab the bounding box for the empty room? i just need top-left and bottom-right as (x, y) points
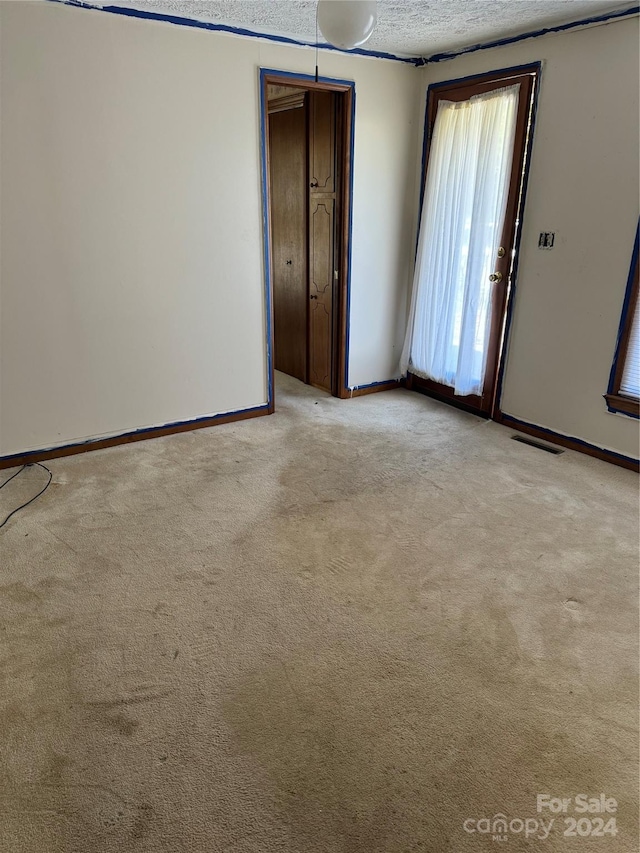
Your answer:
(1, 1), (638, 851)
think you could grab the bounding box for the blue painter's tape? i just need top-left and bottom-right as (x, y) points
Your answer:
(47, 0), (638, 68)
(425, 61), (544, 97)
(344, 86), (357, 392)
(46, 0), (419, 64)
(0, 403), (271, 467)
(425, 5), (640, 63)
(258, 71), (273, 409)
(606, 403), (640, 420)
(501, 413), (639, 467)
(416, 88), (430, 250)
(350, 379), (400, 393)
(260, 67), (354, 90)
(605, 220), (640, 417)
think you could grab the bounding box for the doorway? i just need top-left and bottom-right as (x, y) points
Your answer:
(403, 64), (540, 417)
(260, 70), (354, 405)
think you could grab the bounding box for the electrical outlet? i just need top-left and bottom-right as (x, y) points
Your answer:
(538, 232), (555, 249)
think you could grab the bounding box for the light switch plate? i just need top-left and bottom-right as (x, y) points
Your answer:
(538, 232), (555, 249)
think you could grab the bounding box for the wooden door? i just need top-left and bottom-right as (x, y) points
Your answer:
(308, 91), (338, 393)
(269, 96), (308, 382)
(408, 66), (539, 416)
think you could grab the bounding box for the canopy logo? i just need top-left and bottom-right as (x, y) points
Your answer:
(463, 814), (554, 841)
(463, 794), (619, 842)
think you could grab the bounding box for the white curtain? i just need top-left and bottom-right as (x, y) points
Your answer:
(400, 84), (520, 396)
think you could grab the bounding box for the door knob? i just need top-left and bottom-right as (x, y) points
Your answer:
(489, 271), (503, 283)
(310, 294), (317, 300)
(285, 259), (292, 265)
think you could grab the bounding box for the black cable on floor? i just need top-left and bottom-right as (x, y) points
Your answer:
(0, 462), (53, 530)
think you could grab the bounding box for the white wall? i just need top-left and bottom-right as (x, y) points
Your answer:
(420, 17), (639, 458)
(0, 2), (419, 456)
(5, 4), (635, 461)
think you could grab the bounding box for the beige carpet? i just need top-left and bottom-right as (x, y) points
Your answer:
(1, 373), (638, 852)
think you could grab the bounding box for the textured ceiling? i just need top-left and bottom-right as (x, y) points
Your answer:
(94, 0), (634, 57)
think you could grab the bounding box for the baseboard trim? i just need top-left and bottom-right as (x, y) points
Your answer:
(0, 404), (271, 470)
(408, 376), (490, 419)
(495, 412), (639, 472)
(348, 379), (403, 397)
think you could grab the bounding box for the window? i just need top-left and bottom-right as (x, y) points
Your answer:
(605, 223), (640, 418)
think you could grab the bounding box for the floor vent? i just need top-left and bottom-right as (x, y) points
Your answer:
(511, 435), (564, 455)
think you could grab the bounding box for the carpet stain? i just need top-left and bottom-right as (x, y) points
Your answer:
(103, 713), (140, 737)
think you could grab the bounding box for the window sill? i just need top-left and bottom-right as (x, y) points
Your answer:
(605, 393), (640, 418)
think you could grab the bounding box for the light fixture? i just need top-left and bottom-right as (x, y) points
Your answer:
(317, 1), (378, 50)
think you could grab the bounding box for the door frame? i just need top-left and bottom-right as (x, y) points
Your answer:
(407, 62), (542, 419)
(259, 68), (355, 406)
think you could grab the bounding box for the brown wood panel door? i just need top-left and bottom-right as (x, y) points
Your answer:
(408, 66), (539, 416)
(309, 199), (335, 390)
(269, 100), (308, 383)
(308, 91), (338, 393)
(309, 90), (336, 193)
